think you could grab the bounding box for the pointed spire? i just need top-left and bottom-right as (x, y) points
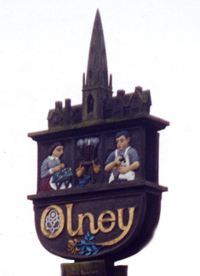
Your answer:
(85, 9), (108, 88)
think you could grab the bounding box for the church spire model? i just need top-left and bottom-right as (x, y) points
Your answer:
(82, 9), (112, 121)
(47, 9), (151, 129)
(85, 9), (109, 89)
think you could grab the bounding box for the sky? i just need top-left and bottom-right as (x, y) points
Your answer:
(0, 0), (200, 275)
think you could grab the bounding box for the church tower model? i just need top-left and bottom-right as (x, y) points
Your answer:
(47, 10), (151, 130)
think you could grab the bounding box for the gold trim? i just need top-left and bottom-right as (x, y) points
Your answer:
(40, 205), (65, 239)
(96, 207), (135, 246)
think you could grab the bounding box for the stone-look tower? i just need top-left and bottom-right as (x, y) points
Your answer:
(82, 9), (112, 122)
(47, 10), (152, 129)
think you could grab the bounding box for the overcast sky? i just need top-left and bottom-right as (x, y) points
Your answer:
(0, 1), (200, 276)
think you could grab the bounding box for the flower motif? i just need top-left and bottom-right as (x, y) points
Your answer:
(67, 232), (103, 256)
(45, 210), (60, 234)
(67, 239), (81, 255)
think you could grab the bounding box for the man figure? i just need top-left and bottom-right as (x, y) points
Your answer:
(104, 131), (140, 183)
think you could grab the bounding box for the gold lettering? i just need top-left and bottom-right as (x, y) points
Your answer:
(66, 204), (80, 236)
(78, 213), (99, 235)
(66, 204), (99, 236)
(97, 207), (135, 246)
(118, 207), (134, 231)
(66, 204), (135, 245)
(98, 210), (116, 233)
(40, 205), (65, 239)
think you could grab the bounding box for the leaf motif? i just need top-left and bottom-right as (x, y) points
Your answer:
(92, 245), (97, 250)
(81, 245), (86, 251)
(86, 246), (92, 251)
(89, 235), (94, 241)
(81, 240), (86, 244)
(92, 250), (98, 255)
(85, 251), (91, 256)
(78, 251), (85, 255)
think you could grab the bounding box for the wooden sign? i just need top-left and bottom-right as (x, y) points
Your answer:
(28, 9), (168, 266)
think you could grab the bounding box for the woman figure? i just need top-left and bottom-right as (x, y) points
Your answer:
(39, 142), (72, 191)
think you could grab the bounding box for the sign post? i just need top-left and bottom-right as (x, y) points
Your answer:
(28, 9), (169, 276)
